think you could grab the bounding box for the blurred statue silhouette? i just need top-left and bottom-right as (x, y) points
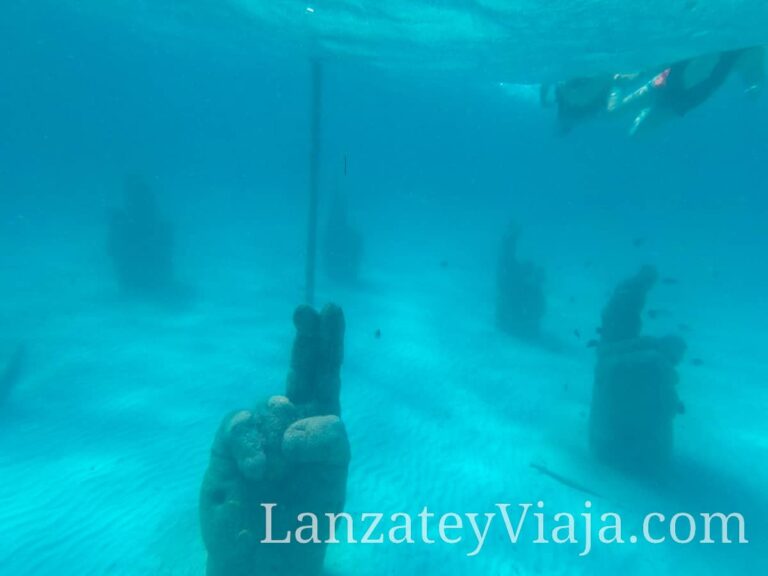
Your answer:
(496, 224), (546, 339)
(322, 190), (363, 284)
(0, 344), (26, 408)
(108, 175), (178, 300)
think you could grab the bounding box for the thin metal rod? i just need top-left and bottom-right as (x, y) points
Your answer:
(305, 59), (323, 306)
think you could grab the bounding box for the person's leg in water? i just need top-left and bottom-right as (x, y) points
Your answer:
(609, 68), (672, 135)
(614, 50), (737, 135)
(606, 72), (643, 111)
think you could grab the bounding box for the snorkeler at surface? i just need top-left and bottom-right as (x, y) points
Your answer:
(543, 47), (764, 136)
(611, 46), (765, 136)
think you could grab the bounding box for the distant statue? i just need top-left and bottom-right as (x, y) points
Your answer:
(590, 266), (687, 475)
(107, 175), (177, 299)
(0, 344), (26, 408)
(322, 190), (363, 283)
(496, 224), (546, 338)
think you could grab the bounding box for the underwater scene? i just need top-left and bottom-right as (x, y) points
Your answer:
(1, 1), (767, 575)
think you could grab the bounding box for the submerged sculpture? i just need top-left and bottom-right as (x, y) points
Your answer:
(496, 224), (546, 338)
(0, 344), (26, 407)
(107, 175), (177, 298)
(322, 191), (363, 283)
(589, 266), (686, 474)
(200, 304), (351, 576)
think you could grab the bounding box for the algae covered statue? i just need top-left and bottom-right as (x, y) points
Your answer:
(589, 266), (686, 475)
(200, 304), (351, 576)
(496, 223), (546, 338)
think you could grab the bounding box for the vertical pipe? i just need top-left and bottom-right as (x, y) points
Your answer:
(305, 59), (323, 306)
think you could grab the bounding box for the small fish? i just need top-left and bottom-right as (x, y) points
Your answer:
(661, 277), (679, 286)
(677, 401), (686, 415)
(690, 358), (704, 367)
(677, 323), (692, 332)
(439, 260), (449, 269)
(374, 329), (382, 340)
(587, 339), (599, 348)
(633, 237), (646, 248)
(573, 329), (581, 340)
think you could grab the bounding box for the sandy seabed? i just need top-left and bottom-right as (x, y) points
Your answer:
(0, 228), (766, 576)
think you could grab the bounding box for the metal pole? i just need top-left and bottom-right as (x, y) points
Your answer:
(305, 59), (323, 306)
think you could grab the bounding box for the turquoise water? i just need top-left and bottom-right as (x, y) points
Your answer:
(1, 2), (767, 575)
